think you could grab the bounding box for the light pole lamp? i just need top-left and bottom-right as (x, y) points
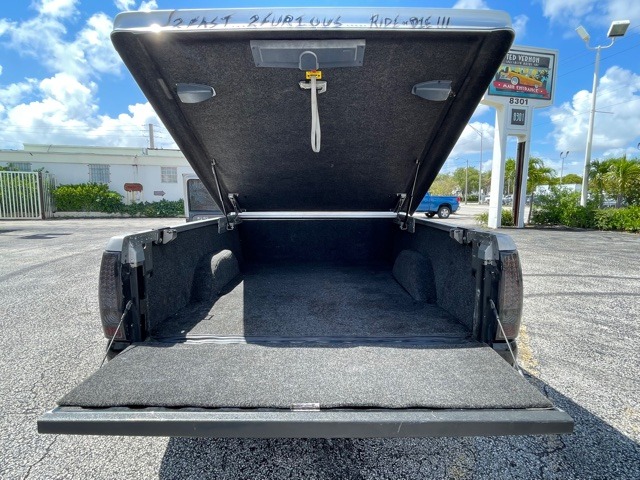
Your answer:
(576, 20), (630, 207)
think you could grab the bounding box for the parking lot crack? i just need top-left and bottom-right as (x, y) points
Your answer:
(22, 435), (58, 480)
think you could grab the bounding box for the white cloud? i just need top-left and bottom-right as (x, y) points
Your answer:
(114, 0), (136, 10)
(513, 14), (528, 40)
(0, 6), (173, 149)
(0, 65), (3, 76)
(449, 121), (495, 159)
(138, 1), (158, 11)
(540, 0), (595, 23)
(550, 66), (640, 157)
(0, 10), (122, 81)
(0, 78), (38, 108)
(35, 0), (78, 18)
(1, 73), (174, 149)
(114, 0), (157, 11)
(605, 0), (640, 26)
(453, 0), (489, 9)
(77, 13), (123, 76)
(541, 0), (640, 29)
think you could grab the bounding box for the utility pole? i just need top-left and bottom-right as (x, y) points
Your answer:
(148, 123), (155, 149)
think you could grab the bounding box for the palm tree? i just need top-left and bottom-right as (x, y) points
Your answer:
(526, 157), (554, 223)
(504, 158), (516, 195)
(589, 159), (613, 208)
(605, 157), (640, 208)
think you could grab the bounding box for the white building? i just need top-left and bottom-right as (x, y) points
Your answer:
(535, 183), (581, 196)
(0, 144), (195, 203)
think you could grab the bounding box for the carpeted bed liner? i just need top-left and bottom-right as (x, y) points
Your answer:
(60, 342), (551, 410)
(151, 263), (469, 339)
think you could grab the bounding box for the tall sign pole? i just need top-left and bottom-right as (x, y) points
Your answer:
(481, 45), (558, 228)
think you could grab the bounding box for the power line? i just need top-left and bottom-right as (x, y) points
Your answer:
(558, 40), (640, 78)
(0, 122), (171, 133)
(532, 96), (640, 130)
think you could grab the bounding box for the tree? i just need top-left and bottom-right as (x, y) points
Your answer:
(561, 173), (582, 185)
(626, 167), (640, 206)
(504, 158), (516, 194)
(605, 157), (640, 208)
(526, 157), (555, 223)
(589, 159), (613, 208)
(480, 170), (491, 196)
(430, 173), (458, 195)
(452, 167), (477, 195)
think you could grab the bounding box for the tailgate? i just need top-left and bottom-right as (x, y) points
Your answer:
(39, 342), (573, 437)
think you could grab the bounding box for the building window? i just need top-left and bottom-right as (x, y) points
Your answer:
(10, 162), (31, 172)
(89, 164), (110, 183)
(161, 166), (178, 183)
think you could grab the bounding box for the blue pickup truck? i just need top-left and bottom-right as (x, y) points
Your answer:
(416, 193), (461, 218)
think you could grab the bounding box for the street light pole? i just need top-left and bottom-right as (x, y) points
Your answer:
(468, 124), (483, 202)
(465, 159), (469, 204)
(576, 20), (630, 207)
(580, 45), (601, 206)
(560, 151), (569, 183)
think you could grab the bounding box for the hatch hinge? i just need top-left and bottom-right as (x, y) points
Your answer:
(226, 193), (243, 230)
(395, 212), (415, 233)
(393, 193), (407, 213)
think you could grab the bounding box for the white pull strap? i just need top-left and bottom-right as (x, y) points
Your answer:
(299, 79), (327, 153)
(310, 76), (321, 152)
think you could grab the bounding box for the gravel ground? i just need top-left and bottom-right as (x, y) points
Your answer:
(0, 217), (638, 479)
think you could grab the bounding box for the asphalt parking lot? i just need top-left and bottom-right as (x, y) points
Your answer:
(1, 216), (639, 479)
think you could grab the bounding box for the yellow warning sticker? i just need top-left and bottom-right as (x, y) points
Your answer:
(305, 70), (322, 80)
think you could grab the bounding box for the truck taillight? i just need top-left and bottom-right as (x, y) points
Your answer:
(496, 251), (523, 340)
(99, 251), (126, 341)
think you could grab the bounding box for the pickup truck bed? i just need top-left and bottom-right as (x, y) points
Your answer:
(152, 262), (468, 339)
(40, 218), (572, 437)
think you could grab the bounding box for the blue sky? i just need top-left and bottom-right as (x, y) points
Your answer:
(0, 0), (639, 177)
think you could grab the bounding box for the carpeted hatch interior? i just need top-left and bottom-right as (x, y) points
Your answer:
(150, 263), (470, 339)
(59, 342), (552, 410)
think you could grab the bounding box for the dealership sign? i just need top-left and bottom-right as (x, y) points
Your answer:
(484, 45), (558, 108)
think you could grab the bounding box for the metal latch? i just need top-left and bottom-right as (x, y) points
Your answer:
(478, 240), (497, 264)
(450, 228), (466, 245)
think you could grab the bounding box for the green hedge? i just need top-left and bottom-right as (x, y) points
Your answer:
(53, 183), (123, 213)
(531, 191), (596, 228)
(52, 183), (184, 217)
(529, 189), (639, 232)
(476, 190), (639, 232)
(476, 208), (514, 227)
(594, 206), (640, 232)
(120, 199), (185, 217)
